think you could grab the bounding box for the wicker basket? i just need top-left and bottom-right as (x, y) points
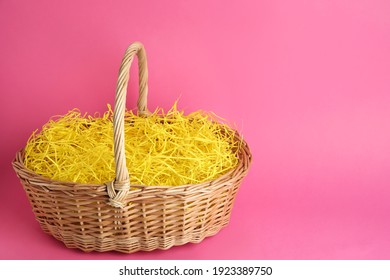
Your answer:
(12, 42), (252, 253)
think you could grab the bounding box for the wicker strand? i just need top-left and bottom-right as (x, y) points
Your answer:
(105, 179), (130, 208)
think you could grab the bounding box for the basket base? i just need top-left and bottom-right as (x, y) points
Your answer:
(41, 219), (230, 253)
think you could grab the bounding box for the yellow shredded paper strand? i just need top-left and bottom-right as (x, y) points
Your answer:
(24, 103), (241, 186)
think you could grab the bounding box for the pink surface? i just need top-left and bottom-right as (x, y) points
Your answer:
(1, 0), (390, 259)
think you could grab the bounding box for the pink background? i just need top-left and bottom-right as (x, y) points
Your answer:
(1, 0), (390, 259)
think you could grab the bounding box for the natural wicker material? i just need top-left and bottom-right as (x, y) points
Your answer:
(12, 42), (252, 253)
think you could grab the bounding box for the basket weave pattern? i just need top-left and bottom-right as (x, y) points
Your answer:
(12, 42), (252, 253)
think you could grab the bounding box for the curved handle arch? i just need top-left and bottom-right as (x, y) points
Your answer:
(107, 42), (149, 208)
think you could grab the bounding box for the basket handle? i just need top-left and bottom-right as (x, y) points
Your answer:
(106, 42), (149, 208)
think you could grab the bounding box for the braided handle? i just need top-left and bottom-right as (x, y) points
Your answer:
(106, 42), (149, 208)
